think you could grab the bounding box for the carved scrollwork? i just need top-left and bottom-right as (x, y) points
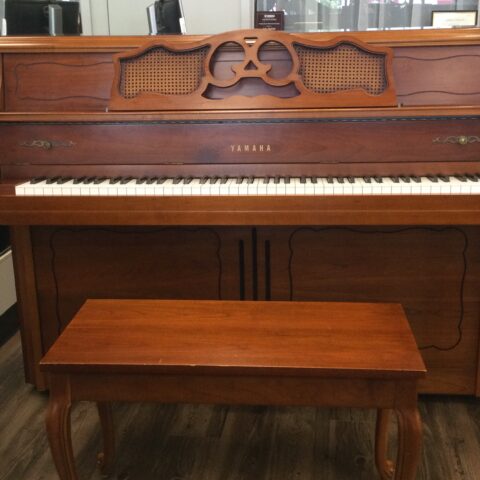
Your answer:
(109, 29), (397, 111)
(20, 140), (76, 150)
(432, 135), (480, 145)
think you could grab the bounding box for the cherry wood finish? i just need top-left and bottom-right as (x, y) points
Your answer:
(9, 226), (45, 389)
(3, 54), (114, 112)
(30, 227), (249, 353)
(0, 30), (479, 395)
(0, 28), (479, 53)
(109, 30), (397, 111)
(0, 54), (4, 111)
(3, 195), (480, 226)
(41, 299), (426, 480)
(257, 226), (480, 395)
(0, 116), (479, 176)
(394, 46), (480, 106)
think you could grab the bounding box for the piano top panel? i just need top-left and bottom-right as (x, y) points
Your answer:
(1, 30), (480, 113)
(0, 29), (479, 53)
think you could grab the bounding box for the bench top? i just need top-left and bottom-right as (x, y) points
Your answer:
(40, 300), (426, 379)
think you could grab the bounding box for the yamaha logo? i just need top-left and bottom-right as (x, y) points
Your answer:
(230, 144), (272, 153)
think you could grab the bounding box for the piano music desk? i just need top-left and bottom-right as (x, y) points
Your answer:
(40, 299), (426, 480)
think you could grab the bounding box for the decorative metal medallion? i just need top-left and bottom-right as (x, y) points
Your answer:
(432, 136), (480, 145)
(20, 140), (76, 150)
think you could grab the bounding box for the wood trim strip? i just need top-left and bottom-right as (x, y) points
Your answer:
(1, 105), (480, 123)
(0, 28), (479, 53)
(0, 54), (4, 111)
(9, 226), (45, 389)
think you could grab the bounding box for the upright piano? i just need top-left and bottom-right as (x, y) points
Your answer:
(1, 29), (480, 394)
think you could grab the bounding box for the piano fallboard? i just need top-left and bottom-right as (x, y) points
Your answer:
(1, 108), (480, 180)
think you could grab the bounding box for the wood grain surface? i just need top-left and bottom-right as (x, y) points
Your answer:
(40, 299), (425, 380)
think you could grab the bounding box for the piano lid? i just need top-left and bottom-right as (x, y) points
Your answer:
(109, 29), (397, 112)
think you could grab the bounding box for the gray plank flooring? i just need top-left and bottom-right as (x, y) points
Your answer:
(1, 332), (479, 480)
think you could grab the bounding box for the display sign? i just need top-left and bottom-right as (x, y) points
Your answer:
(432, 11), (478, 28)
(255, 11), (284, 30)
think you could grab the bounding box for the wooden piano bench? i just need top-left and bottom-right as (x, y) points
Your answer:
(40, 299), (426, 480)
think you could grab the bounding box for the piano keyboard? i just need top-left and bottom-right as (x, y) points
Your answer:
(14, 175), (480, 196)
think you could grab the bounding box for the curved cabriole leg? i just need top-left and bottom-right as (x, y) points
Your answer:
(375, 409), (395, 479)
(96, 402), (115, 475)
(394, 408), (422, 480)
(45, 376), (78, 480)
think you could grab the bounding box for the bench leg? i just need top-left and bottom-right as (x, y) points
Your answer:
(394, 408), (422, 480)
(375, 409), (395, 479)
(45, 375), (78, 480)
(96, 402), (115, 475)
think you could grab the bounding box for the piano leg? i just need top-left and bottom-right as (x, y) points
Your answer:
(45, 375), (78, 480)
(375, 407), (423, 480)
(96, 402), (115, 475)
(375, 409), (395, 479)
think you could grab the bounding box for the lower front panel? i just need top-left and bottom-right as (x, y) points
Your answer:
(28, 225), (480, 395)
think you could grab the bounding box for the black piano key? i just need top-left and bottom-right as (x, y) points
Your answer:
(220, 176), (228, 184)
(83, 176), (97, 184)
(173, 176), (183, 184)
(263, 177), (270, 184)
(184, 177), (193, 184)
(94, 177), (107, 184)
(399, 175), (411, 183)
(410, 175), (421, 183)
(120, 176), (134, 185)
(58, 177), (73, 184)
(373, 176), (383, 184)
(46, 176), (61, 184)
(347, 176), (355, 184)
(136, 177), (149, 184)
(209, 176), (219, 185)
(200, 176), (209, 185)
(284, 176), (290, 184)
(108, 176), (121, 185)
(236, 177), (244, 185)
(300, 176), (306, 184)
(363, 176), (372, 183)
(327, 177), (334, 184)
(336, 177), (345, 184)
(274, 176), (281, 184)
(74, 176), (88, 184)
(30, 176), (47, 184)
(310, 177), (318, 184)
(427, 175), (438, 183)
(438, 175), (449, 182)
(247, 176), (255, 184)
(465, 173), (478, 182)
(146, 177), (158, 184)
(455, 174), (467, 182)
(390, 176), (400, 183)
(156, 177), (167, 184)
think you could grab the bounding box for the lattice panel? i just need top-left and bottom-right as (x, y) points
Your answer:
(294, 43), (387, 95)
(120, 46), (209, 99)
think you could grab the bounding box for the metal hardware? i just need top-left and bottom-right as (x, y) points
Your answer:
(432, 136), (480, 145)
(20, 140), (75, 150)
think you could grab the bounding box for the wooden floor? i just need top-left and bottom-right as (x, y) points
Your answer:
(1, 333), (479, 480)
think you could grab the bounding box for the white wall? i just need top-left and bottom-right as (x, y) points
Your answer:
(80, 0), (254, 36)
(0, 250), (16, 316)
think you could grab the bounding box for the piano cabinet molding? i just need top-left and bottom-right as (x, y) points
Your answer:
(3, 53), (114, 112)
